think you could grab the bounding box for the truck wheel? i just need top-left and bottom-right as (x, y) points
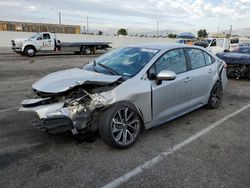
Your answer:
(207, 81), (223, 109)
(25, 46), (36, 57)
(84, 47), (91, 55)
(99, 104), (142, 149)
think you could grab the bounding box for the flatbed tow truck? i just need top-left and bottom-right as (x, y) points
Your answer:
(11, 32), (111, 57)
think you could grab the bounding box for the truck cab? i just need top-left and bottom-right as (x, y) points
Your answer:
(11, 32), (56, 56)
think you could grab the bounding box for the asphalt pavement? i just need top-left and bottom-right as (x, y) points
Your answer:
(0, 49), (250, 188)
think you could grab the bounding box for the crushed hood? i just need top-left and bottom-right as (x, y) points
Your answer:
(216, 52), (250, 65)
(32, 68), (121, 93)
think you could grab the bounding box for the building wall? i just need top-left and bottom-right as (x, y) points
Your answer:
(0, 21), (80, 34)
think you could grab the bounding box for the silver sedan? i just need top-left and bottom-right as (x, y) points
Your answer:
(20, 43), (228, 148)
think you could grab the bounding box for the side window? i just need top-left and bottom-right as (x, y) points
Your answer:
(37, 35), (43, 40)
(43, 34), (50, 40)
(203, 52), (213, 65)
(187, 49), (206, 69)
(211, 39), (216, 47)
(155, 49), (187, 75)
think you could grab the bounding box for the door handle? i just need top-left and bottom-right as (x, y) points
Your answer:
(208, 69), (214, 73)
(185, 77), (193, 82)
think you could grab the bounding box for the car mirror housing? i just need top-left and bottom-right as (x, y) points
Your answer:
(156, 70), (176, 84)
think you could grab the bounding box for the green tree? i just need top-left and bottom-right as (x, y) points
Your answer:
(98, 30), (103, 35)
(168, 33), (177, 38)
(117, 28), (128, 36)
(198, 29), (208, 38)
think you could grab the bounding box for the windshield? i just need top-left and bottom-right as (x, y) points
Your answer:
(82, 47), (159, 78)
(30, 33), (40, 39)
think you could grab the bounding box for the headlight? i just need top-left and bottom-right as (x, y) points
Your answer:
(90, 94), (107, 110)
(16, 41), (22, 47)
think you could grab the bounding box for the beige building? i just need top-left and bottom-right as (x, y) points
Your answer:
(0, 21), (80, 34)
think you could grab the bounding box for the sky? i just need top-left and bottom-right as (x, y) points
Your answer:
(0, 0), (250, 34)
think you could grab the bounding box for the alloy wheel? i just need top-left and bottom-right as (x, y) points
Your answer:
(111, 107), (140, 146)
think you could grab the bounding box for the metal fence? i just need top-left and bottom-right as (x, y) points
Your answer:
(0, 21), (80, 34)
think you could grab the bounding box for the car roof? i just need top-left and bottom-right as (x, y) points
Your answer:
(127, 43), (192, 50)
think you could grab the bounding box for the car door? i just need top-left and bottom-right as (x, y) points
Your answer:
(186, 48), (216, 105)
(35, 33), (54, 51)
(150, 48), (193, 124)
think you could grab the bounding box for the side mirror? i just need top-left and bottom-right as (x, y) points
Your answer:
(156, 70), (176, 85)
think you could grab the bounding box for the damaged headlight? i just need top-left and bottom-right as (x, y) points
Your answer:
(89, 93), (107, 110)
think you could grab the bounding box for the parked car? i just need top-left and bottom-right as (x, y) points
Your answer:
(216, 47), (250, 79)
(20, 44), (227, 148)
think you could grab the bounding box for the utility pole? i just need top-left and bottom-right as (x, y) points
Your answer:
(83, 26), (86, 34)
(86, 16), (89, 34)
(59, 12), (61, 25)
(229, 25), (232, 37)
(157, 21), (159, 37)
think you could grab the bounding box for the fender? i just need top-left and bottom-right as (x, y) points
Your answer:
(21, 42), (37, 52)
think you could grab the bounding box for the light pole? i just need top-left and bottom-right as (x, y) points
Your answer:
(229, 25), (232, 37)
(157, 21), (159, 37)
(86, 16), (89, 34)
(59, 12), (61, 25)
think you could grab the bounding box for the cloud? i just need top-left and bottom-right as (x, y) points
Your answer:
(0, 0), (249, 32)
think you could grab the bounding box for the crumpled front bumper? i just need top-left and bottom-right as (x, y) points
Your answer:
(19, 98), (90, 134)
(12, 47), (22, 52)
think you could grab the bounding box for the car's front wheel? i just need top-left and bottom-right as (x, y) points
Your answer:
(25, 46), (36, 57)
(207, 81), (223, 109)
(99, 104), (142, 149)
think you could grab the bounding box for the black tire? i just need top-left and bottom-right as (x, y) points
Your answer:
(247, 66), (250, 80)
(74, 51), (80, 55)
(207, 81), (223, 109)
(99, 104), (142, 149)
(83, 47), (91, 55)
(24, 46), (36, 57)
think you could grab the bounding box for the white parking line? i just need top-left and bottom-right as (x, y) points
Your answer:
(0, 107), (18, 113)
(102, 103), (250, 188)
(0, 79), (36, 85)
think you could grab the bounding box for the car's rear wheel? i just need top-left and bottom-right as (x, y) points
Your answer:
(247, 66), (250, 80)
(99, 104), (142, 149)
(84, 47), (91, 55)
(207, 81), (223, 109)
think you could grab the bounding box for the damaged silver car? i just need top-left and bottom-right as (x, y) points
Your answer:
(20, 44), (228, 148)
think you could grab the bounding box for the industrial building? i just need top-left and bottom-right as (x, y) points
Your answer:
(0, 20), (80, 34)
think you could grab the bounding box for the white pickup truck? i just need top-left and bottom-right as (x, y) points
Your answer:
(11, 32), (111, 57)
(206, 38), (239, 54)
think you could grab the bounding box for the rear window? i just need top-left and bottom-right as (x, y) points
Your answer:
(187, 49), (206, 69)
